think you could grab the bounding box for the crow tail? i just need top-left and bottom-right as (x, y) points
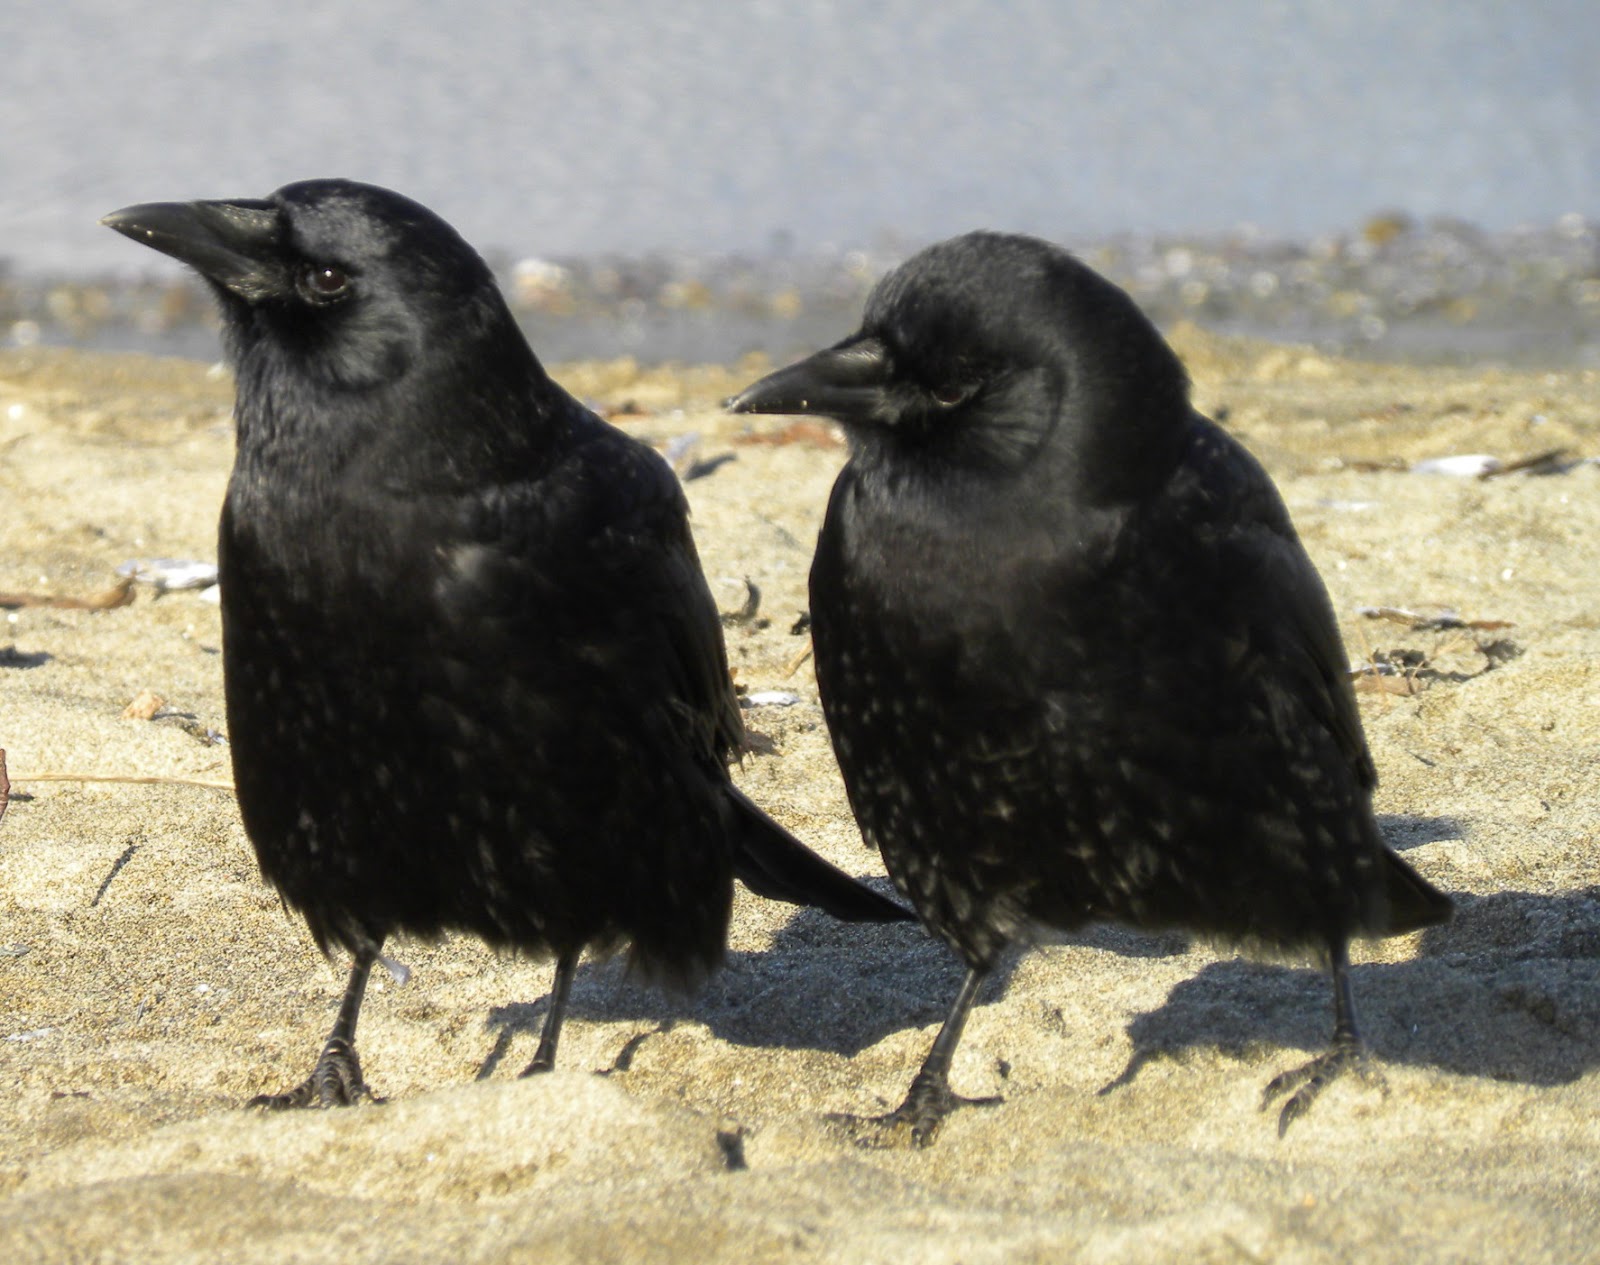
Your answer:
(727, 786), (914, 923)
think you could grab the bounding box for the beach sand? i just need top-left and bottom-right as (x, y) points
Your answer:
(1, 333), (1596, 1262)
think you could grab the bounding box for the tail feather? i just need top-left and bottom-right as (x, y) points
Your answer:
(1381, 851), (1453, 934)
(727, 787), (914, 923)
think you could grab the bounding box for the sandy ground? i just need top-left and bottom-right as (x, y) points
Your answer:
(0, 332), (1597, 1263)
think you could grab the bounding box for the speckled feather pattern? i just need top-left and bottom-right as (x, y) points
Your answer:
(779, 231), (1451, 974)
(812, 414), (1405, 970)
(222, 390), (738, 979)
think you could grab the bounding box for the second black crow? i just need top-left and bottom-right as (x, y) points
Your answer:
(103, 179), (910, 1107)
(728, 231), (1451, 1145)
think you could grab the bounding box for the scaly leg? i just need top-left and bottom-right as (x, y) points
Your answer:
(832, 964), (1001, 1148)
(251, 946), (380, 1109)
(520, 947), (580, 1076)
(1261, 937), (1387, 1136)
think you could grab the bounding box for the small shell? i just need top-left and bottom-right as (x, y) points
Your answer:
(118, 558), (221, 592)
(743, 690), (801, 708)
(1410, 454), (1500, 477)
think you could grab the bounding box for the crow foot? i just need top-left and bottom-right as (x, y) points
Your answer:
(826, 1069), (1002, 1149)
(1261, 1035), (1386, 1136)
(248, 1036), (378, 1110)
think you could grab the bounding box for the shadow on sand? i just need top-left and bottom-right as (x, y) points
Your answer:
(477, 813), (1595, 1095)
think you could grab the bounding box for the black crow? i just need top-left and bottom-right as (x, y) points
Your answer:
(727, 231), (1451, 1145)
(103, 180), (909, 1108)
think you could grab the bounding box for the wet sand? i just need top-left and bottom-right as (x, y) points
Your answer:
(1, 334), (1597, 1262)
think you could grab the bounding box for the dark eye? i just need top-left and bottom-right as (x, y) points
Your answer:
(932, 381), (974, 407)
(298, 264), (351, 304)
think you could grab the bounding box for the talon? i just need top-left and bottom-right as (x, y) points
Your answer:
(1262, 1040), (1383, 1136)
(829, 1070), (1002, 1149)
(248, 1035), (375, 1109)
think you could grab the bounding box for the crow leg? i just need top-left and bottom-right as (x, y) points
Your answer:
(519, 947), (580, 1076)
(1261, 937), (1386, 1136)
(832, 964), (1001, 1148)
(250, 946), (380, 1109)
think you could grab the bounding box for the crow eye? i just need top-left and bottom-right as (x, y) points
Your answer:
(298, 264), (352, 304)
(932, 381), (974, 407)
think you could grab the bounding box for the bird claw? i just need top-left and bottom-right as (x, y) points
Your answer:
(826, 1071), (1002, 1149)
(1261, 1039), (1386, 1136)
(248, 1036), (378, 1109)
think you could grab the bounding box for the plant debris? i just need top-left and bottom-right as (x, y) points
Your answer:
(719, 578), (762, 626)
(783, 636), (815, 678)
(1332, 456), (1408, 473)
(1478, 447), (1575, 479)
(0, 575), (135, 611)
(1358, 605), (1514, 632)
(1351, 650), (1431, 695)
(8, 772), (236, 792)
(1350, 638), (1523, 695)
(160, 716), (228, 746)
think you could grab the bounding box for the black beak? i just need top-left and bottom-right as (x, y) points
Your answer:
(101, 199), (284, 301)
(725, 336), (893, 423)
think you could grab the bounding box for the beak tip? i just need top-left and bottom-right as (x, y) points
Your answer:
(726, 336), (889, 421)
(97, 199), (282, 296)
(100, 205), (172, 245)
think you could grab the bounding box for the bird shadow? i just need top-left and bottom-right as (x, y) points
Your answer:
(1102, 885), (1600, 1094)
(476, 885), (1209, 1080)
(478, 904), (962, 1078)
(1377, 812), (1467, 852)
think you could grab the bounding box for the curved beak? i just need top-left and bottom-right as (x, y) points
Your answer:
(725, 337), (892, 424)
(101, 198), (284, 301)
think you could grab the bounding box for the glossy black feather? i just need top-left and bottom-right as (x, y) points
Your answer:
(728, 231), (1451, 1142)
(104, 179), (908, 1102)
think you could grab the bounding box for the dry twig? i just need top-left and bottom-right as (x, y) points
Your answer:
(0, 576), (136, 611)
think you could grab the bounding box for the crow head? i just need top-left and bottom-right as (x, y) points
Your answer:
(728, 231), (1192, 502)
(104, 179), (522, 396)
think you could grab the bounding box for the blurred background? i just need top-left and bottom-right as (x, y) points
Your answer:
(2, 0), (1596, 366)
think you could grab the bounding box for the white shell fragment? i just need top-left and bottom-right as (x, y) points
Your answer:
(742, 690), (801, 708)
(118, 558), (221, 592)
(1409, 454), (1500, 477)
